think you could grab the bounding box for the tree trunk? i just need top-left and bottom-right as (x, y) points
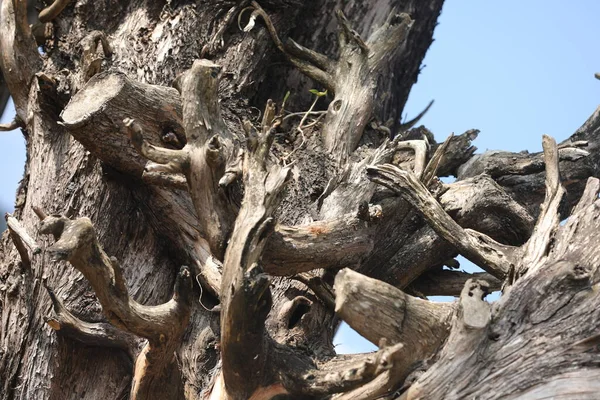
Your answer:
(0, 0), (599, 399)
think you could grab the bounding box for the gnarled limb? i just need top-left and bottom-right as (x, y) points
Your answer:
(264, 170), (534, 279)
(0, 0), (42, 120)
(319, 137), (427, 219)
(246, 4), (413, 166)
(367, 164), (518, 279)
(403, 177), (600, 398)
(44, 282), (140, 360)
(219, 108), (291, 399)
(241, 2), (335, 92)
(36, 211), (194, 400)
(457, 114), (595, 218)
(127, 60), (240, 260)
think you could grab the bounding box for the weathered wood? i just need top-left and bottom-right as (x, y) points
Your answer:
(219, 108), (290, 399)
(334, 268), (453, 398)
(0, 0), (41, 120)
(61, 71), (185, 176)
(405, 177), (600, 399)
(37, 212), (194, 400)
(408, 269), (501, 297)
(334, 269), (453, 349)
(250, 4), (413, 166)
(44, 282), (140, 360)
(368, 164), (518, 279)
(4, 0), (600, 398)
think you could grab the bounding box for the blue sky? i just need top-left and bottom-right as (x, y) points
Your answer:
(1, 0), (599, 354)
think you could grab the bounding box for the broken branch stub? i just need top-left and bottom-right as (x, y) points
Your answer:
(333, 268), (453, 397)
(334, 268), (453, 354)
(61, 71), (185, 176)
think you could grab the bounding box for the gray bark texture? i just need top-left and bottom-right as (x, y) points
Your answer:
(0, 0), (599, 399)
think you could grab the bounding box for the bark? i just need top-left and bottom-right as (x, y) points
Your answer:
(1, 0), (600, 399)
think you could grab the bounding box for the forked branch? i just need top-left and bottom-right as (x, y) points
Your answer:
(218, 107), (291, 398)
(44, 282), (139, 360)
(36, 211), (193, 400)
(126, 59), (239, 260)
(243, 3), (414, 166)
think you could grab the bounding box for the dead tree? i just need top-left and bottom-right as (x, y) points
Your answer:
(1, 0), (599, 399)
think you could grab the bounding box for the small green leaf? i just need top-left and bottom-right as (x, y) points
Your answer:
(309, 89), (320, 95)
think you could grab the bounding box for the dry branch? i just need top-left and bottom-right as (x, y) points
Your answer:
(408, 269), (501, 297)
(0, 0), (42, 120)
(263, 206), (380, 275)
(246, 4), (413, 166)
(319, 138), (427, 219)
(367, 163), (518, 279)
(44, 282), (139, 360)
(0, 116), (23, 131)
(125, 60), (239, 260)
(36, 211), (193, 400)
(5, 213), (40, 257)
(334, 269), (453, 349)
(518, 135), (565, 276)
(218, 105), (291, 398)
(333, 269), (453, 398)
